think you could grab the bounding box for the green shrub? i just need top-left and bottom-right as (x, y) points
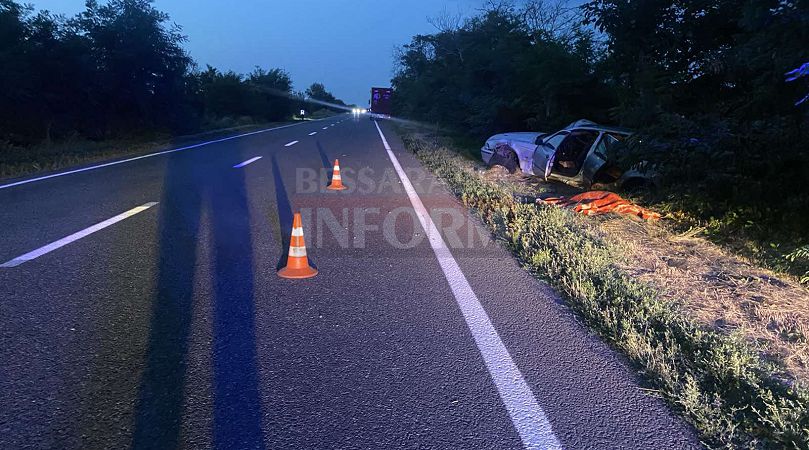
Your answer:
(787, 246), (809, 285)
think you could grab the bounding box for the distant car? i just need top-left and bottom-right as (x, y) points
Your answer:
(483, 120), (651, 189)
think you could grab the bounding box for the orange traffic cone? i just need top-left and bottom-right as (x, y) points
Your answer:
(327, 159), (347, 191)
(277, 212), (318, 279)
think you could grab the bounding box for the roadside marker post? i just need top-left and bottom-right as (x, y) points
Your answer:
(326, 159), (348, 191)
(278, 212), (318, 279)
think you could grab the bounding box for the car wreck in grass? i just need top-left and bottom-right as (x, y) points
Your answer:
(481, 120), (653, 189)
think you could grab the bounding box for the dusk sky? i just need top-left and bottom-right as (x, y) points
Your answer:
(33, 0), (487, 106)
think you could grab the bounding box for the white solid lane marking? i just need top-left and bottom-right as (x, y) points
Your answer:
(284, 140), (299, 147)
(0, 122), (313, 191)
(373, 121), (561, 450)
(308, 132), (317, 136)
(233, 156), (262, 168)
(0, 202), (158, 268)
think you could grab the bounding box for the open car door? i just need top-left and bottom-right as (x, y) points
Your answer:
(580, 133), (626, 187)
(531, 132), (567, 180)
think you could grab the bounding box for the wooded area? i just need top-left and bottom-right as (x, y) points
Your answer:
(0, 0), (346, 145)
(392, 0), (809, 276)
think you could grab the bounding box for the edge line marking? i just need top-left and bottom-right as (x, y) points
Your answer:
(373, 120), (561, 450)
(0, 122), (312, 190)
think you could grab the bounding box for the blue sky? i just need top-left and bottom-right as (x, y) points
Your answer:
(32, 0), (485, 106)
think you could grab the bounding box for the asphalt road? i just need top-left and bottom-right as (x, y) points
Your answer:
(0, 114), (700, 449)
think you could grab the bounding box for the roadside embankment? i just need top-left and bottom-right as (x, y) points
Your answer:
(0, 119), (299, 181)
(399, 128), (809, 449)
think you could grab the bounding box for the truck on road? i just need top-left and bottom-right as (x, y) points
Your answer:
(369, 87), (392, 119)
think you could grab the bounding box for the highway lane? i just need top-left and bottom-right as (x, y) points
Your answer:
(0, 114), (699, 449)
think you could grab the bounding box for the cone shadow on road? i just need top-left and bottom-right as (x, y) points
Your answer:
(315, 140), (334, 186)
(270, 154), (317, 273)
(133, 149), (265, 449)
(315, 140), (332, 170)
(271, 154), (294, 271)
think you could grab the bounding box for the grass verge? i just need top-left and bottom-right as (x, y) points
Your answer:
(402, 132), (809, 449)
(0, 119), (296, 181)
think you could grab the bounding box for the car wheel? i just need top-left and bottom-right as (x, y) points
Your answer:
(503, 150), (520, 173)
(492, 144), (519, 173)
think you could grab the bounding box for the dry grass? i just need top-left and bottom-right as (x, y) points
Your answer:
(401, 126), (809, 447)
(466, 141), (809, 387)
(603, 217), (809, 387)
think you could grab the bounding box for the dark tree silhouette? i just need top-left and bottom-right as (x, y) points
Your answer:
(0, 0), (298, 143)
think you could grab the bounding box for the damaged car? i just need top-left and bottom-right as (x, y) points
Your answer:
(482, 120), (652, 189)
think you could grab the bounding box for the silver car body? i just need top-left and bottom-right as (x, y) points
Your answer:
(483, 120), (639, 188)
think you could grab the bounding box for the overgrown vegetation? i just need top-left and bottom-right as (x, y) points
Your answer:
(788, 246), (809, 284)
(0, 0), (347, 173)
(403, 132), (809, 448)
(392, 0), (809, 281)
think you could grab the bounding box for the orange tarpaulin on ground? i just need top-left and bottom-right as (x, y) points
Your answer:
(538, 191), (661, 221)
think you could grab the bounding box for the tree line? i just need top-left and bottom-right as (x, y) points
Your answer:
(0, 0), (346, 145)
(393, 0), (809, 244)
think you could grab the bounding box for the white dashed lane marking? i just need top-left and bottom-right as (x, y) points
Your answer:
(233, 156), (262, 168)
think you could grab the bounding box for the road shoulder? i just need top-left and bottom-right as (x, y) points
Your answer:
(375, 120), (701, 448)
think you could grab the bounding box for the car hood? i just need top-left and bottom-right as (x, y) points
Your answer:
(486, 132), (544, 144)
